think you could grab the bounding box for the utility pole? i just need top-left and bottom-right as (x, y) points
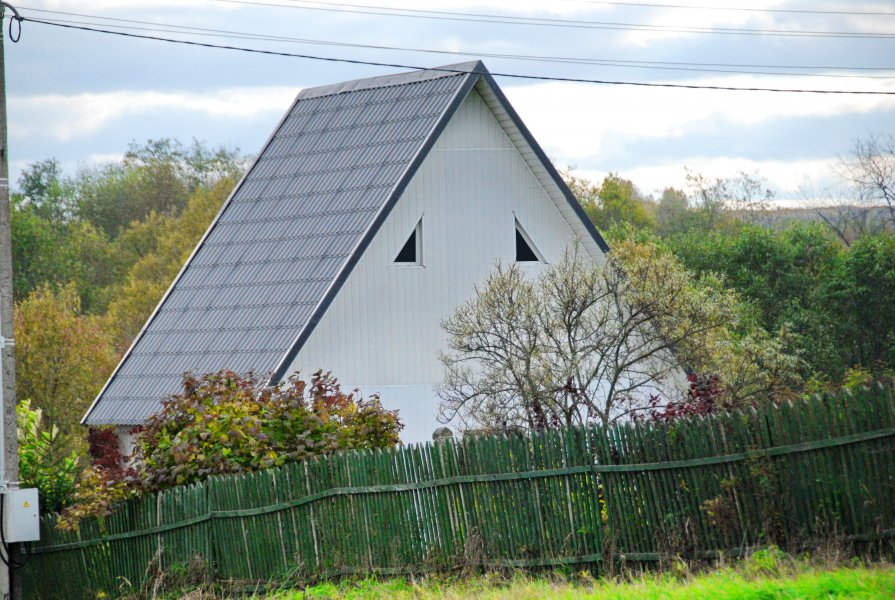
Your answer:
(0, 4), (22, 599)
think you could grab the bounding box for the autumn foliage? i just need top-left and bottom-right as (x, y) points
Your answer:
(134, 370), (402, 491)
(14, 284), (117, 449)
(57, 370), (402, 529)
(87, 427), (135, 479)
(642, 372), (726, 422)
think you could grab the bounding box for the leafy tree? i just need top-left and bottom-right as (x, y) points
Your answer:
(824, 234), (895, 371)
(691, 319), (804, 404)
(9, 202), (69, 301)
(437, 241), (772, 432)
(666, 222), (849, 379)
(75, 138), (243, 237)
(566, 172), (655, 233)
(14, 284), (118, 450)
(16, 158), (75, 223)
(9, 202), (125, 313)
(105, 175), (237, 346)
(63, 220), (130, 314)
(615, 240), (804, 403)
(655, 187), (704, 237)
(671, 224), (838, 330)
(17, 399), (80, 514)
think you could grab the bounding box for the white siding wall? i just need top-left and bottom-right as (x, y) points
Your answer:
(287, 90), (602, 443)
(116, 426), (137, 466)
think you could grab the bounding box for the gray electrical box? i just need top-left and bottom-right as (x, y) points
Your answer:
(1, 488), (40, 543)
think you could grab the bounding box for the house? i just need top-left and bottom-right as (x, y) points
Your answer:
(81, 61), (610, 446)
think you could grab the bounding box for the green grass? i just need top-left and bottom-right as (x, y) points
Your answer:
(157, 551), (895, 599)
(269, 558), (895, 599)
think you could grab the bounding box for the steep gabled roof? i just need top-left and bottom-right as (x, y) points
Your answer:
(83, 61), (608, 426)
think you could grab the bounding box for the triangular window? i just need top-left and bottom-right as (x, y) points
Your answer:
(515, 219), (544, 263)
(393, 219), (422, 265)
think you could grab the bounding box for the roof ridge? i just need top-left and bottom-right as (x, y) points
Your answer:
(297, 60), (485, 100)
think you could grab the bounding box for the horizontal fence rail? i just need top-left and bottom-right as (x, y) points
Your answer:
(22, 386), (895, 599)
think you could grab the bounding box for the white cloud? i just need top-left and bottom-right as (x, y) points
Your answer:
(577, 156), (840, 201)
(504, 76), (895, 162)
(85, 152), (124, 164)
(9, 87), (298, 141)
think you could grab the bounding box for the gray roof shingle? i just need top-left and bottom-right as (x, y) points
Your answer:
(84, 63), (480, 425)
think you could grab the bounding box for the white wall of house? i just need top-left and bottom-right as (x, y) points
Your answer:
(286, 89), (605, 444)
(116, 426), (137, 465)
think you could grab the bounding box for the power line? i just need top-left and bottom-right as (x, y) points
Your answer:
(22, 17), (895, 95)
(19, 9), (895, 79)
(580, 0), (895, 17)
(210, 0), (895, 39)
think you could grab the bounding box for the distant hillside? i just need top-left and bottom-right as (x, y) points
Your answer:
(736, 205), (893, 238)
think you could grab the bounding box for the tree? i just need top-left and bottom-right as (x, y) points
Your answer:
(565, 172), (655, 233)
(666, 222), (846, 380)
(9, 200), (126, 312)
(654, 187), (693, 237)
(438, 242), (749, 432)
(685, 169), (774, 228)
(9, 202), (69, 301)
(840, 133), (895, 229)
(105, 175), (237, 347)
(14, 284), (118, 450)
(64, 220), (129, 314)
(823, 234), (895, 371)
(16, 158), (75, 223)
(75, 138), (244, 237)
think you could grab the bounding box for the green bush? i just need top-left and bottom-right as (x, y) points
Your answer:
(56, 465), (138, 531)
(135, 370), (403, 491)
(16, 399), (79, 514)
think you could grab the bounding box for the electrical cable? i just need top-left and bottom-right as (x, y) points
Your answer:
(209, 0), (895, 39)
(578, 1), (895, 17)
(16, 8), (895, 79)
(0, 498), (31, 570)
(12, 20), (891, 80)
(20, 17), (895, 95)
(0, 0), (22, 41)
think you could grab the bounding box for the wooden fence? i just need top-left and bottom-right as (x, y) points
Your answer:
(22, 386), (895, 599)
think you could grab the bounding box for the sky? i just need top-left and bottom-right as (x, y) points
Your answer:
(5, 0), (895, 202)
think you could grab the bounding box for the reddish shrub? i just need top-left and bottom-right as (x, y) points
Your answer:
(644, 372), (724, 422)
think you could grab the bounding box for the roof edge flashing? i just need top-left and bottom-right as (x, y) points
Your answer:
(80, 87), (309, 426)
(297, 61), (485, 100)
(472, 73), (611, 256)
(269, 69), (482, 385)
